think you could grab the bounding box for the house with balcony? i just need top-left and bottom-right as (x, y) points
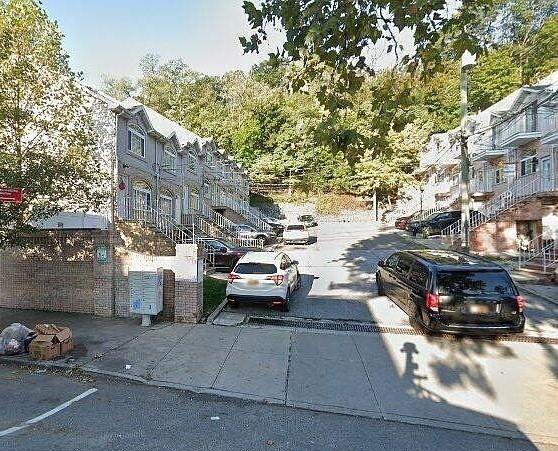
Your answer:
(37, 87), (269, 249)
(390, 71), (558, 275)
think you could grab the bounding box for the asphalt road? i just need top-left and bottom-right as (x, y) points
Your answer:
(224, 222), (558, 337)
(0, 364), (542, 451)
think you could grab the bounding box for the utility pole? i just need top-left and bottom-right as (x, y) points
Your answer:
(459, 51), (476, 250)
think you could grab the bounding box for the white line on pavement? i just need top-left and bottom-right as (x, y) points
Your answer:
(0, 388), (98, 437)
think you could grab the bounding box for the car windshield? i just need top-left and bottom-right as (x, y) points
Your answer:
(287, 225), (305, 231)
(299, 215), (313, 221)
(437, 271), (514, 296)
(234, 263), (277, 274)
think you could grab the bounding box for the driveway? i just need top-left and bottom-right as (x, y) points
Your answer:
(222, 221), (558, 337)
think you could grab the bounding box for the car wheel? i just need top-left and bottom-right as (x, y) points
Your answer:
(280, 291), (290, 312)
(376, 274), (385, 296)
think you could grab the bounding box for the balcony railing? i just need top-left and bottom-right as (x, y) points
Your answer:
(496, 109), (543, 147)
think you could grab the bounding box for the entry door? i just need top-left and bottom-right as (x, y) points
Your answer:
(541, 157), (553, 191)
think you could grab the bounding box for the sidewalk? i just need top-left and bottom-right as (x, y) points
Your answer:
(1, 308), (558, 445)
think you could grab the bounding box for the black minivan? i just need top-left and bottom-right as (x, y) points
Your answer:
(376, 250), (525, 335)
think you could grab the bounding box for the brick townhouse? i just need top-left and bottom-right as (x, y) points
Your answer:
(390, 71), (558, 275)
(0, 87), (272, 320)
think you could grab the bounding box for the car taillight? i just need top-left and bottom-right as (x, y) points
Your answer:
(425, 292), (440, 312)
(515, 295), (525, 313)
(266, 274), (284, 286)
(227, 273), (242, 284)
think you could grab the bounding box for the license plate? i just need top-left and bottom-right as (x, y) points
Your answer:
(247, 279), (259, 286)
(468, 304), (491, 314)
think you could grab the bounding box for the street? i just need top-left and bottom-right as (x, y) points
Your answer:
(1, 223), (557, 449)
(0, 364), (544, 451)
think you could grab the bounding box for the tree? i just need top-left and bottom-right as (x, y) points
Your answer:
(0, 0), (106, 247)
(240, 0), (489, 99)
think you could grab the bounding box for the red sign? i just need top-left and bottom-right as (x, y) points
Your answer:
(0, 187), (24, 204)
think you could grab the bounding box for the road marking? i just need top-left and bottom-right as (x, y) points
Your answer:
(0, 388), (98, 437)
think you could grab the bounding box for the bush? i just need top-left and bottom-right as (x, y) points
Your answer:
(315, 194), (368, 215)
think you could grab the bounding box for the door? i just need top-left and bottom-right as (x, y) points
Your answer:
(541, 156), (553, 192)
(392, 255), (413, 307)
(381, 254), (400, 296)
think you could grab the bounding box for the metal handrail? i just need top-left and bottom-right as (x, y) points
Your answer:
(441, 172), (551, 236)
(518, 233), (557, 273)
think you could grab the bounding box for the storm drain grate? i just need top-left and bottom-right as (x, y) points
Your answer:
(246, 316), (558, 344)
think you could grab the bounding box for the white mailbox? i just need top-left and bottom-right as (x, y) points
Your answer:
(129, 268), (164, 326)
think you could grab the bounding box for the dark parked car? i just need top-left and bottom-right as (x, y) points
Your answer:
(395, 212), (418, 230)
(407, 210), (461, 237)
(203, 239), (258, 271)
(297, 214), (318, 227)
(376, 250), (525, 335)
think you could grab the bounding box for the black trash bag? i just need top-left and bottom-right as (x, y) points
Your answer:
(0, 323), (37, 355)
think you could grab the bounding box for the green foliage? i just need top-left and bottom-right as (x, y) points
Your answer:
(0, 0), (107, 248)
(203, 275), (227, 316)
(101, 3), (556, 208)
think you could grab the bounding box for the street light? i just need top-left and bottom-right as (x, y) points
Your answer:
(459, 50), (476, 250)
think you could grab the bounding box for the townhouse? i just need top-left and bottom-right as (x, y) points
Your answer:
(38, 88), (269, 248)
(390, 71), (558, 274)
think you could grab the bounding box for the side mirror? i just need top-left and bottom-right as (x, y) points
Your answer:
(291, 260), (299, 266)
(377, 260), (385, 268)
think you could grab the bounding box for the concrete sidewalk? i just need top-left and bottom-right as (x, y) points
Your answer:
(1, 308), (557, 446)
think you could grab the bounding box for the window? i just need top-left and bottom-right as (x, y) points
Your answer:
(385, 254), (399, 269)
(409, 263), (429, 288)
(494, 168), (504, 185)
(189, 189), (199, 211)
(128, 125), (145, 157)
(187, 152), (197, 172)
(520, 156), (538, 176)
(395, 255), (412, 275)
(437, 271), (514, 296)
(159, 194), (173, 217)
(280, 256), (291, 270)
(132, 181), (151, 214)
(234, 263), (277, 274)
(286, 224), (305, 231)
(162, 145), (176, 172)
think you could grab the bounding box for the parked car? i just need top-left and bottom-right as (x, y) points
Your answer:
(376, 250), (525, 335)
(395, 212), (418, 230)
(233, 224), (275, 243)
(407, 211), (461, 237)
(263, 217), (285, 235)
(283, 223), (311, 245)
(202, 239), (257, 271)
(297, 214), (318, 227)
(226, 251), (302, 311)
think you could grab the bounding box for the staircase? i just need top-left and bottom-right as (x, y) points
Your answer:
(441, 173), (546, 236)
(518, 234), (557, 275)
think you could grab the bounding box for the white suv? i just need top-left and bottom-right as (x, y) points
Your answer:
(283, 223), (310, 245)
(226, 252), (301, 312)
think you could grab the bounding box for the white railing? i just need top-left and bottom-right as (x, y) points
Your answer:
(244, 206), (273, 231)
(496, 109), (542, 146)
(202, 201), (238, 234)
(518, 234), (557, 273)
(442, 172), (555, 236)
(196, 216), (264, 249)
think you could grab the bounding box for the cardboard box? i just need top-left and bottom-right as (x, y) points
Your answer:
(29, 336), (61, 360)
(30, 324), (74, 360)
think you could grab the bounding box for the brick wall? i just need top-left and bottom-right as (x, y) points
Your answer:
(0, 231), (98, 313)
(470, 198), (547, 254)
(0, 222), (204, 323)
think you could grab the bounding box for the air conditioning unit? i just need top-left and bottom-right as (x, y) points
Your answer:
(129, 268), (164, 326)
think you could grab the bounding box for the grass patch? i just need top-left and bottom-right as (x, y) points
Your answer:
(203, 275), (227, 316)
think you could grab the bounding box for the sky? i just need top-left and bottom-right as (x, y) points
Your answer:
(42, 0), (285, 87)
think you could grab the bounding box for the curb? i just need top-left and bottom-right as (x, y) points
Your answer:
(206, 298), (228, 324)
(1, 357), (556, 445)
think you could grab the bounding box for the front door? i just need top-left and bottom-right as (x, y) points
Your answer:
(541, 156), (553, 192)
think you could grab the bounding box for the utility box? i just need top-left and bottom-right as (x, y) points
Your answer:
(129, 268), (164, 324)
